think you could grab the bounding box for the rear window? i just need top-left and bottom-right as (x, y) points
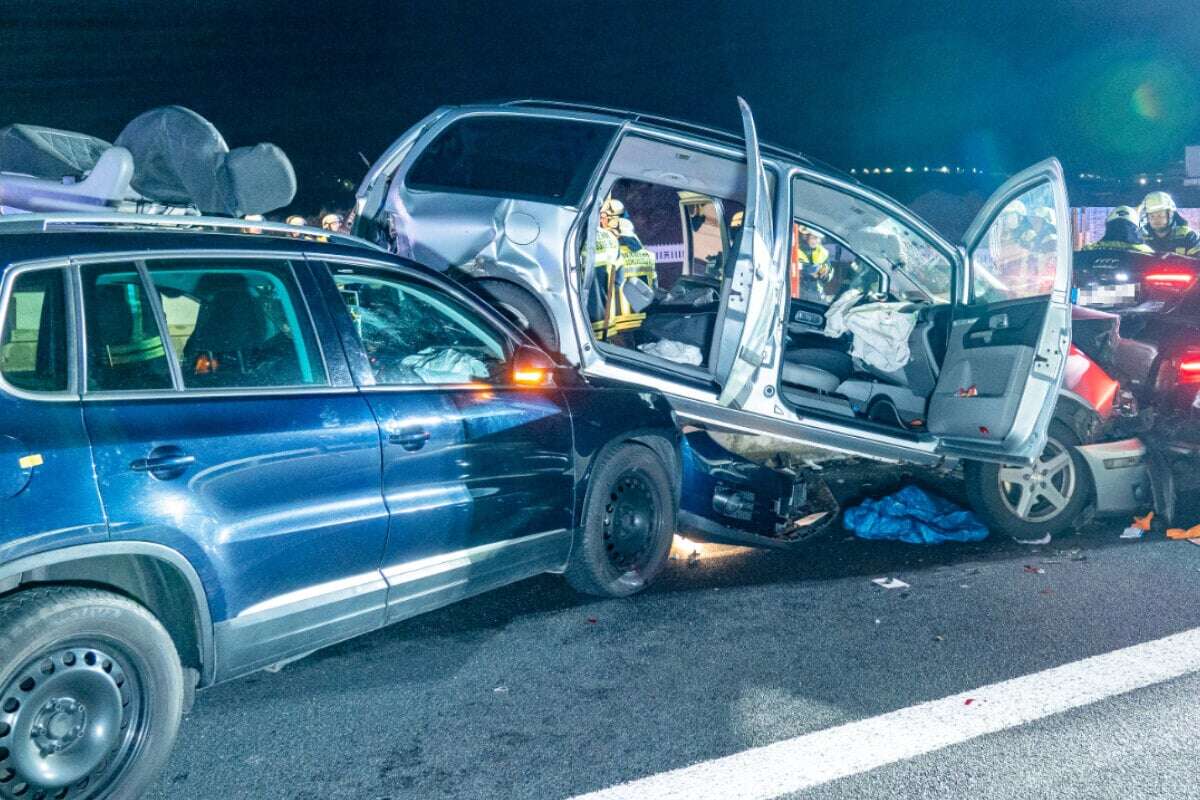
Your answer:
(1, 268), (70, 393)
(406, 115), (616, 205)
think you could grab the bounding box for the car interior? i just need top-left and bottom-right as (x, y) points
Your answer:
(776, 177), (959, 433)
(583, 135), (751, 377)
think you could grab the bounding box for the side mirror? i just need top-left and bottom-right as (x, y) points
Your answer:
(512, 344), (557, 387)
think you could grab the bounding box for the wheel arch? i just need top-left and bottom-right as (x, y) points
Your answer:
(0, 542), (215, 687)
(574, 428), (682, 531)
(1053, 390), (1104, 445)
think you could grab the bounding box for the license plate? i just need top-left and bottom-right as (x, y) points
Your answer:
(1078, 283), (1137, 307)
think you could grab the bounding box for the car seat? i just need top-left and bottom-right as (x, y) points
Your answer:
(182, 274), (275, 386)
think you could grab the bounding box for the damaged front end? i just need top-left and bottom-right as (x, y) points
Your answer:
(677, 430), (839, 549)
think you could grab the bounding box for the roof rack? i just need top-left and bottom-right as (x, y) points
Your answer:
(0, 212), (382, 251)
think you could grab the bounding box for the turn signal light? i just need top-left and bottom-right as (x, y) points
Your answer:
(1144, 268), (1197, 290)
(513, 367), (550, 386)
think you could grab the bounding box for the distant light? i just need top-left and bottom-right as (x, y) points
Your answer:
(1139, 177), (1148, 185)
(883, 167), (893, 174)
(939, 165), (950, 173)
(850, 168), (856, 174)
(923, 166), (930, 172)
(873, 168), (881, 174)
(1157, 177), (1163, 183)
(904, 166), (913, 173)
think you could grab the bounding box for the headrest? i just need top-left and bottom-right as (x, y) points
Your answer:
(116, 105), (296, 216)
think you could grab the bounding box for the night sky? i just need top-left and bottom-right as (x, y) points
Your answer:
(4, 0), (1200, 213)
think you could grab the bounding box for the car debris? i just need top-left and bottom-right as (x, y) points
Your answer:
(871, 577), (910, 590)
(1166, 524), (1200, 540)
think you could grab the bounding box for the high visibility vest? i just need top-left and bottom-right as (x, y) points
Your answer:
(1145, 224), (1200, 257)
(790, 229), (830, 299)
(591, 230), (658, 339)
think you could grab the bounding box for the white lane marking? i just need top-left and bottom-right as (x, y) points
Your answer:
(569, 627), (1200, 800)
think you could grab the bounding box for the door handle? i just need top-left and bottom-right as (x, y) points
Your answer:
(388, 429), (431, 451)
(130, 447), (195, 480)
(988, 314), (1010, 330)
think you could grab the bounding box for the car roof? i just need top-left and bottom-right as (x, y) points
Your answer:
(494, 99), (861, 185)
(0, 214), (404, 272)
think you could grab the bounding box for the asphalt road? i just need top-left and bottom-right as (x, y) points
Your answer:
(145, 463), (1200, 800)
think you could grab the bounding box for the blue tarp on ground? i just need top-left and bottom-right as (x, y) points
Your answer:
(843, 485), (989, 544)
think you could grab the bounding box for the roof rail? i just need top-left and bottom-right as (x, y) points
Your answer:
(0, 212), (382, 251)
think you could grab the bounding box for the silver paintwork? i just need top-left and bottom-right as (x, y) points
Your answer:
(1075, 437), (1151, 514)
(358, 103), (1075, 468)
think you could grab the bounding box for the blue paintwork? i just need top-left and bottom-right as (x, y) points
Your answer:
(0, 226), (726, 687)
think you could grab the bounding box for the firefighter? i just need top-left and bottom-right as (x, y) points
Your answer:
(1083, 206), (1153, 253)
(790, 223), (832, 301)
(589, 197), (624, 339)
(1140, 191), (1200, 256)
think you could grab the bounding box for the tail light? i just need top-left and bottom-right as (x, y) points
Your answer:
(1143, 268), (1197, 291)
(1178, 354), (1200, 385)
(1156, 350), (1200, 391)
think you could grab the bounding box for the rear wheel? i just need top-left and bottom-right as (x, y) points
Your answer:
(471, 280), (559, 353)
(0, 587), (184, 800)
(964, 420), (1092, 540)
(564, 443), (676, 598)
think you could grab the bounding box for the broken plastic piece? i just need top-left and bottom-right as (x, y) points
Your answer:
(1119, 526), (1144, 540)
(871, 577), (910, 590)
(1132, 512), (1155, 531)
(1166, 525), (1200, 540)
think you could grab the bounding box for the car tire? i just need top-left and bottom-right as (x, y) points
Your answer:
(564, 442), (676, 598)
(0, 586), (185, 800)
(471, 280), (559, 353)
(964, 420), (1092, 541)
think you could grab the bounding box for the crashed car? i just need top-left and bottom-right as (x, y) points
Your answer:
(354, 99), (1140, 539)
(1075, 245), (1200, 503)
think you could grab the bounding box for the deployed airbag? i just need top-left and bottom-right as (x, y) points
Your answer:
(844, 302), (918, 373)
(399, 347), (490, 384)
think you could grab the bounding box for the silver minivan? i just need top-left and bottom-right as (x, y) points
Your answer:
(354, 100), (1075, 522)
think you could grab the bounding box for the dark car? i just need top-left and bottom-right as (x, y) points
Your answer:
(0, 214), (719, 798)
(1074, 246), (1200, 458)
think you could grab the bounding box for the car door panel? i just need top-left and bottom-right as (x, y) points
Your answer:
(714, 98), (783, 409)
(927, 159), (1072, 464)
(76, 258), (391, 681)
(312, 259), (574, 624)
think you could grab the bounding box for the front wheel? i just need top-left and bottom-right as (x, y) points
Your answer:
(564, 442), (676, 598)
(0, 587), (184, 800)
(964, 420), (1092, 540)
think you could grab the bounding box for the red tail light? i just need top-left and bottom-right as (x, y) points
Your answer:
(1144, 268), (1197, 291)
(1178, 355), (1200, 385)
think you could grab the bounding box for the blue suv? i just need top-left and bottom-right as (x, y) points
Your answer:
(0, 215), (694, 799)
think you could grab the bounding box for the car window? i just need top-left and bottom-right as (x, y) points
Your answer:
(406, 115), (617, 205)
(0, 268), (69, 393)
(971, 182), (1059, 303)
(789, 221), (882, 306)
(328, 265), (509, 386)
(81, 264), (174, 392)
(145, 261), (327, 390)
(791, 176), (954, 303)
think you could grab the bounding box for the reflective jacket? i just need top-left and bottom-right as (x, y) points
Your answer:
(1143, 213), (1200, 256)
(1084, 218), (1153, 254)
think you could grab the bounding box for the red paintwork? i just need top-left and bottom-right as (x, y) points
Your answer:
(1063, 344), (1119, 419)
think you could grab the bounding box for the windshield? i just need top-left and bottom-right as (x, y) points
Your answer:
(791, 175), (954, 302)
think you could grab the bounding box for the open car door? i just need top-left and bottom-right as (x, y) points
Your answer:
(713, 98), (784, 409)
(927, 158), (1072, 465)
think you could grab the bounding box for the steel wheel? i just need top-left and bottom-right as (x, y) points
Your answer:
(602, 469), (659, 574)
(996, 435), (1078, 523)
(0, 642), (146, 800)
